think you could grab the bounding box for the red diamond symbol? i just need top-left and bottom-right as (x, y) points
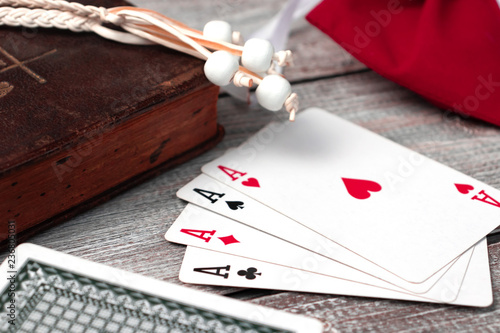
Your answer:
(218, 235), (240, 245)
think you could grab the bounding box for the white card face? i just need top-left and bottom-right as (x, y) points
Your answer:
(180, 238), (492, 307)
(201, 108), (500, 282)
(176, 175), (466, 293)
(0, 243), (323, 333)
(167, 204), (471, 300)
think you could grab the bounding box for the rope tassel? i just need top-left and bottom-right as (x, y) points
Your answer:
(0, 0), (298, 120)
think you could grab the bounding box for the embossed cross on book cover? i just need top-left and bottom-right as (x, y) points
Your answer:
(0, 0), (223, 245)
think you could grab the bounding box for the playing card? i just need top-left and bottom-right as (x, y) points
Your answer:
(0, 243), (322, 332)
(179, 237), (492, 307)
(166, 203), (472, 300)
(201, 108), (500, 282)
(176, 175), (468, 293)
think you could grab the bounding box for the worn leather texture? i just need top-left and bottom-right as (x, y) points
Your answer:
(0, 0), (211, 174)
(0, 0), (221, 244)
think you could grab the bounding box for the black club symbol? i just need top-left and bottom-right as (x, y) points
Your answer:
(237, 267), (261, 280)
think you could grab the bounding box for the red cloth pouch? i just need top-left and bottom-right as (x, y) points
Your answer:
(306, 0), (500, 126)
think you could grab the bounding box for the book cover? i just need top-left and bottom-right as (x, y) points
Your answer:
(0, 0), (223, 243)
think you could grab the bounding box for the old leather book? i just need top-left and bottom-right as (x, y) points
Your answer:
(0, 0), (223, 244)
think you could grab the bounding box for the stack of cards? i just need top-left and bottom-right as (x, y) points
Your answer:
(166, 108), (499, 307)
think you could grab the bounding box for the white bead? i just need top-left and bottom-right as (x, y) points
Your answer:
(255, 75), (291, 111)
(242, 38), (274, 73)
(204, 51), (239, 86)
(203, 20), (233, 43)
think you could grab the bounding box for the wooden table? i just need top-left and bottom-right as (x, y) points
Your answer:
(3, 0), (500, 331)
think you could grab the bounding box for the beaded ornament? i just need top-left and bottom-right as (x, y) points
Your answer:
(0, 0), (298, 120)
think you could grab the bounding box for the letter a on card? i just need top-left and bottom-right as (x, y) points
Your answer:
(218, 165), (247, 181)
(193, 265), (230, 279)
(472, 190), (500, 208)
(180, 229), (215, 242)
(193, 188), (225, 204)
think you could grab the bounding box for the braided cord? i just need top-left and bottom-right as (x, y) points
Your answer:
(0, 0), (298, 120)
(0, 4), (149, 43)
(0, 0), (102, 18)
(0, 7), (93, 31)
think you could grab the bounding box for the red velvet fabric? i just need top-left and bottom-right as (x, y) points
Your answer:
(306, 0), (500, 126)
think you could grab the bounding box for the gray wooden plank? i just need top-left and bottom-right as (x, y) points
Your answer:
(247, 242), (500, 333)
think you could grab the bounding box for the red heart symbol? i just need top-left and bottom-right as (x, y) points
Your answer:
(242, 177), (260, 188)
(455, 183), (474, 195)
(342, 178), (382, 200)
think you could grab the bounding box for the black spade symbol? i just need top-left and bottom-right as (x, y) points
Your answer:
(226, 201), (244, 210)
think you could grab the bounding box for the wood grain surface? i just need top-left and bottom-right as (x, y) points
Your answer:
(1, 0), (500, 331)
